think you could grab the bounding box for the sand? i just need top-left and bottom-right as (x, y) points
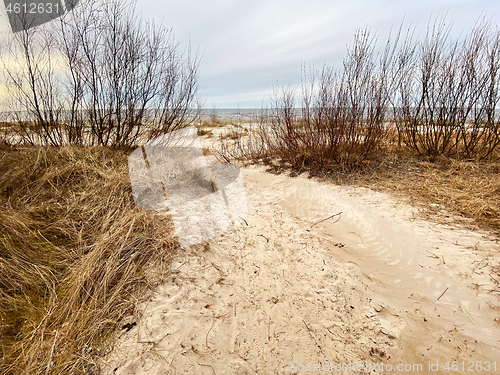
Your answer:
(101, 163), (500, 374)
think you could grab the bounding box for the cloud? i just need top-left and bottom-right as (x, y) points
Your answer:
(152, 0), (498, 108)
(1, 0), (499, 108)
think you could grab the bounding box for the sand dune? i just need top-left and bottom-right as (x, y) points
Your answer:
(102, 164), (500, 375)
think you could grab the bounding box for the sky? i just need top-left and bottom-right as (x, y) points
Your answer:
(1, 0), (500, 108)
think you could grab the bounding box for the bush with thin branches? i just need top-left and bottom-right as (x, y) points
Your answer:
(394, 18), (500, 160)
(1, 0), (200, 147)
(220, 18), (500, 168)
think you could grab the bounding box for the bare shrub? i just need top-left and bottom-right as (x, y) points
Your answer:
(221, 18), (500, 168)
(395, 18), (500, 159)
(224, 28), (400, 171)
(1, 0), (200, 147)
(1, 20), (66, 146)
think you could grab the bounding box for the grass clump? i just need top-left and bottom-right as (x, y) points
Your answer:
(200, 119), (234, 128)
(0, 145), (178, 374)
(323, 153), (500, 233)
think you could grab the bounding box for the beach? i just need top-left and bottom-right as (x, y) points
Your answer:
(103, 158), (500, 374)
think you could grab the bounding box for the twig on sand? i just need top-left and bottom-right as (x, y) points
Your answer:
(426, 250), (446, 264)
(198, 362), (216, 375)
(303, 320), (325, 356)
(460, 306), (482, 333)
(210, 262), (225, 275)
(206, 311), (215, 349)
(426, 250), (440, 259)
(349, 231), (364, 244)
(435, 287), (449, 302)
(258, 234), (269, 242)
(311, 212), (342, 227)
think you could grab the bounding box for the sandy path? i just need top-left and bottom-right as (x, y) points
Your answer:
(102, 165), (500, 375)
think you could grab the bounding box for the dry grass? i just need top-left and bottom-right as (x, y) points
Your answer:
(219, 131), (248, 141)
(200, 119), (234, 128)
(197, 128), (214, 137)
(358, 155), (500, 233)
(0, 145), (178, 374)
(261, 143), (500, 234)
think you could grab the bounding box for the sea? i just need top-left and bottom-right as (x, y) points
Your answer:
(198, 108), (264, 121)
(1, 108), (265, 123)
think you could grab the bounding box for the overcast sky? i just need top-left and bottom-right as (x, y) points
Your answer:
(2, 0), (500, 108)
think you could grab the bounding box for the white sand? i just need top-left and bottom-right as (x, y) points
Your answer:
(102, 164), (500, 375)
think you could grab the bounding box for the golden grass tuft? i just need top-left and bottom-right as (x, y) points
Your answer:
(200, 119), (233, 128)
(0, 145), (178, 374)
(197, 128), (214, 137)
(362, 155), (500, 232)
